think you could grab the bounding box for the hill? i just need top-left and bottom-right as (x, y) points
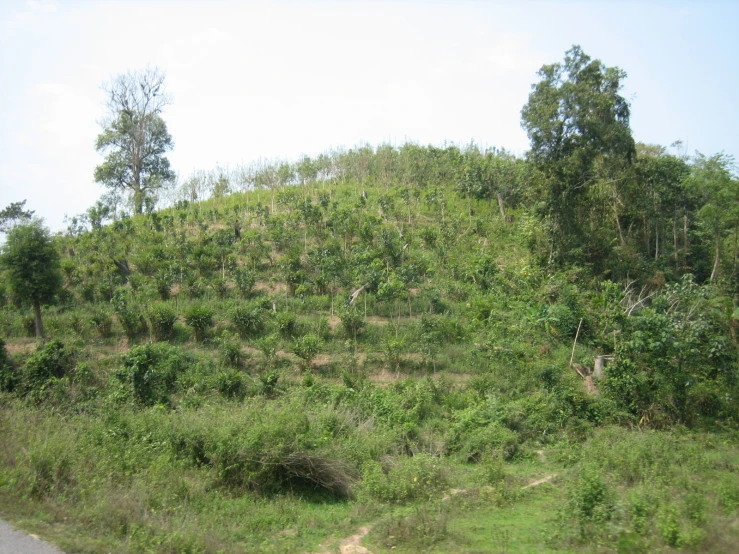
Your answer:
(0, 141), (737, 553)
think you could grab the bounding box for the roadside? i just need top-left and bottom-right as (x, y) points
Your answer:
(0, 519), (64, 554)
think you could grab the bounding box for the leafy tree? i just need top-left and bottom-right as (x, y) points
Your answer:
(0, 200), (34, 233)
(521, 45), (635, 267)
(0, 220), (62, 337)
(94, 67), (175, 215)
(684, 153), (739, 281)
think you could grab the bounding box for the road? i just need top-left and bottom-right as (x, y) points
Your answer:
(0, 519), (64, 554)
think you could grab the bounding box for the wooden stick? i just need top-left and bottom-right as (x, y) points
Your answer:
(569, 318), (583, 368)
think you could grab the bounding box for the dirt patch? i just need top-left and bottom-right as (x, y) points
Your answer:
(522, 474), (555, 489)
(312, 354), (332, 368)
(312, 526), (373, 554)
(442, 488), (469, 501)
(254, 281), (288, 294)
(583, 375), (600, 395)
(365, 316), (390, 326)
(368, 369), (403, 383)
(4, 340), (36, 355)
(328, 315), (341, 331)
(339, 526), (372, 554)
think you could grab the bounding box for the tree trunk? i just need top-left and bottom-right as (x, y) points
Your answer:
(673, 215), (679, 271)
(496, 193), (506, 220)
(710, 234), (721, 281)
(33, 300), (44, 338)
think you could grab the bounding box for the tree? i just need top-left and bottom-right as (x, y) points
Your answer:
(521, 45), (635, 267)
(0, 220), (62, 337)
(95, 67), (175, 215)
(0, 200), (34, 233)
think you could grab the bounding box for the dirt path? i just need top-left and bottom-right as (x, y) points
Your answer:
(314, 525), (373, 554)
(338, 526), (372, 554)
(0, 519), (63, 554)
(522, 474), (556, 489)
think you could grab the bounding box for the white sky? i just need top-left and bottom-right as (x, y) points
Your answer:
(1, 0), (737, 231)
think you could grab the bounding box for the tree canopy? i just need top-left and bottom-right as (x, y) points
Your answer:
(95, 67), (175, 215)
(521, 45), (636, 267)
(0, 220), (62, 337)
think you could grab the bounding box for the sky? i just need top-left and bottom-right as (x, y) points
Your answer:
(1, 0), (737, 232)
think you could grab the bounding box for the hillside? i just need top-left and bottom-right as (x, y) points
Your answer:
(0, 141), (738, 553)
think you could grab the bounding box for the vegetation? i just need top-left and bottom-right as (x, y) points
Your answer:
(0, 46), (737, 553)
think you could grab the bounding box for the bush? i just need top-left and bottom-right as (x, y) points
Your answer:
(275, 310), (297, 338)
(184, 305), (214, 342)
(149, 303), (178, 342)
(0, 338), (17, 392)
(22, 339), (75, 397)
(217, 332), (244, 368)
(230, 303), (266, 338)
(114, 342), (190, 406)
(339, 307), (364, 339)
(234, 269), (256, 298)
(256, 334), (279, 368)
(111, 289), (146, 343)
(361, 453), (448, 504)
(90, 309), (113, 339)
(293, 334), (323, 369)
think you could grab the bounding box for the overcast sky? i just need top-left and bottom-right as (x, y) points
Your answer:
(1, 0), (737, 231)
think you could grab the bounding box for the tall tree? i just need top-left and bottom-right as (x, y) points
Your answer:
(94, 67), (175, 215)
(0, 200), (34, 233)
(521, 46), (635, 267)
(0, 220), (62, 337)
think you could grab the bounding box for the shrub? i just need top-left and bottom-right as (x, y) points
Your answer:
(293, 334), (322, 369)
(234, 269), (256, 298)
(361, 453), (448, 504)
(217, 332), (244, 368)
(338, 307), (364, 339)
(114, 342), (190, 406)
(230, 303), (265, 338)
(149, 303), (178, 342)
(211, 277), (230, 299)
(90, 309), (113, 339)
(111, 289), (146, 343)
(0, 338), (17, 392)
(256, 334), (279, 368)
(22, 339), (75, 396)
(184, 305), (214, 342)
(571, 466), (613, 528)
(214, 369), (247, 400)
(275, 310), (297, 338)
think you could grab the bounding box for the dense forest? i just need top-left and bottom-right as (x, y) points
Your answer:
(0, 47), (737, 553)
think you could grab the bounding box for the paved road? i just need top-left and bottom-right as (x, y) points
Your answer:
(0, 519), (64, 554)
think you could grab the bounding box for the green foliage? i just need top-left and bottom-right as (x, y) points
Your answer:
(0, 338), (17, 392)
(94, 68), (174, 214)
(338, 306), (364, 339)
(275, 310), (297, 337)
(111, 287), (147, 343)
(292, 334), (323, 369)
(521, 45), (635, 267)
(217, 332), (245, 368)
(234, 268), (256, 297)
(114, 342), (189, 406)
(90, 309), (114, 339)
(360, 454), (448, 504)
(148, 303), (178, 342)
(184, 304), (213, 342)
(21, 339), (75, 399)
(230, 302), (266, 338)
(0, 220), (62, 337)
